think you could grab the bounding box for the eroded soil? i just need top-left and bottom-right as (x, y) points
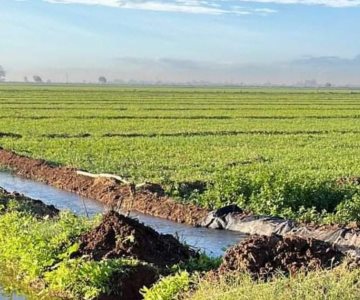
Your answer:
(218, 234), (343, 278)
(0, 148), (209, 225)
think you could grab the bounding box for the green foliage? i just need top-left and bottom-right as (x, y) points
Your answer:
(0, 211), (91, 279)
(328, 194), (360, 224)
(175, 253), (222, 273)
(141, 271), (191, 300)
(143, 253), (220, 300)
(45, 258), (139, 300)
(186, 266), (360, 300)
(201, 168), (360, 223)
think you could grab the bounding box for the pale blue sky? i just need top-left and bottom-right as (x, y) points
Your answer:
(1, 0), (360, 84)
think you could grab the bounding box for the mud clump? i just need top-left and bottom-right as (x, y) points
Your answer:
(76, 211), (196, 267)
(219, 234), (343, 279)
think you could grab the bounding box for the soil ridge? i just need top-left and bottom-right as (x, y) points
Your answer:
(0, 148), (209, 225)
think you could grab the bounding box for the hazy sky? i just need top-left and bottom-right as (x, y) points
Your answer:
(1, 0), (360, 84)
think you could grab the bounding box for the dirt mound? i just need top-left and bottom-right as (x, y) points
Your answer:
(219, 234), (343, 278)
(76, 211), (196, 267)
(0, 148), (209, 226)
(0, 187), (59, 218)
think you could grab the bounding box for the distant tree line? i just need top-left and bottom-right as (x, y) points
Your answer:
(0, 69), (110, 84)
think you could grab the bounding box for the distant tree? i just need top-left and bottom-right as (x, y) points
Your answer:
(33, 75), (43, 83)
(24, 76), (29, 83)
(46, 79), (52, 84)
(98, 76), (107, 84)
(325, 82), (332, 88)
(0, 65), (6, 82)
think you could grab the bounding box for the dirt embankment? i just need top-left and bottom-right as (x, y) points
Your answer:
(218, 234), (343, 279)
(76, 211), (196, 267)
(0, 148), (209, 225)
(0, 187), (59, 217)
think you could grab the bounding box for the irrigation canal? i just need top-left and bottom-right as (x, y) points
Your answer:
(0, 171), (246, 300)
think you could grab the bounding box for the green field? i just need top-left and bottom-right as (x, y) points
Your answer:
(1, 84), (360, 223)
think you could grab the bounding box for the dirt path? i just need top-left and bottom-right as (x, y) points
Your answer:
(0, 148), (209, 225)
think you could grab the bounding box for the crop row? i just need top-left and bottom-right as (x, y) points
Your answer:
(1, 85), (360, 223)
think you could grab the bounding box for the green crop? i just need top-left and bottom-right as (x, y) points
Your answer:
(141, 271), (191, 300)
(1, 85), (360, 223)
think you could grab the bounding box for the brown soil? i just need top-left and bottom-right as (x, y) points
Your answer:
(0, 187), (59, 217)
(76, 211), (196, 267)
(218, 234), (343, 279)
(97, 264), (159, 300)
(0, 148), (209, 226)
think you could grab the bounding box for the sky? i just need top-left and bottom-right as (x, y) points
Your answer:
(1, 0), (360, 85)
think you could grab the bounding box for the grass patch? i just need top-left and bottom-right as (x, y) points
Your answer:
(185, 266), (360, 300)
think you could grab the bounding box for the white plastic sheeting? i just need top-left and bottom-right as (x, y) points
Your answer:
(202, 205), (360, 256)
